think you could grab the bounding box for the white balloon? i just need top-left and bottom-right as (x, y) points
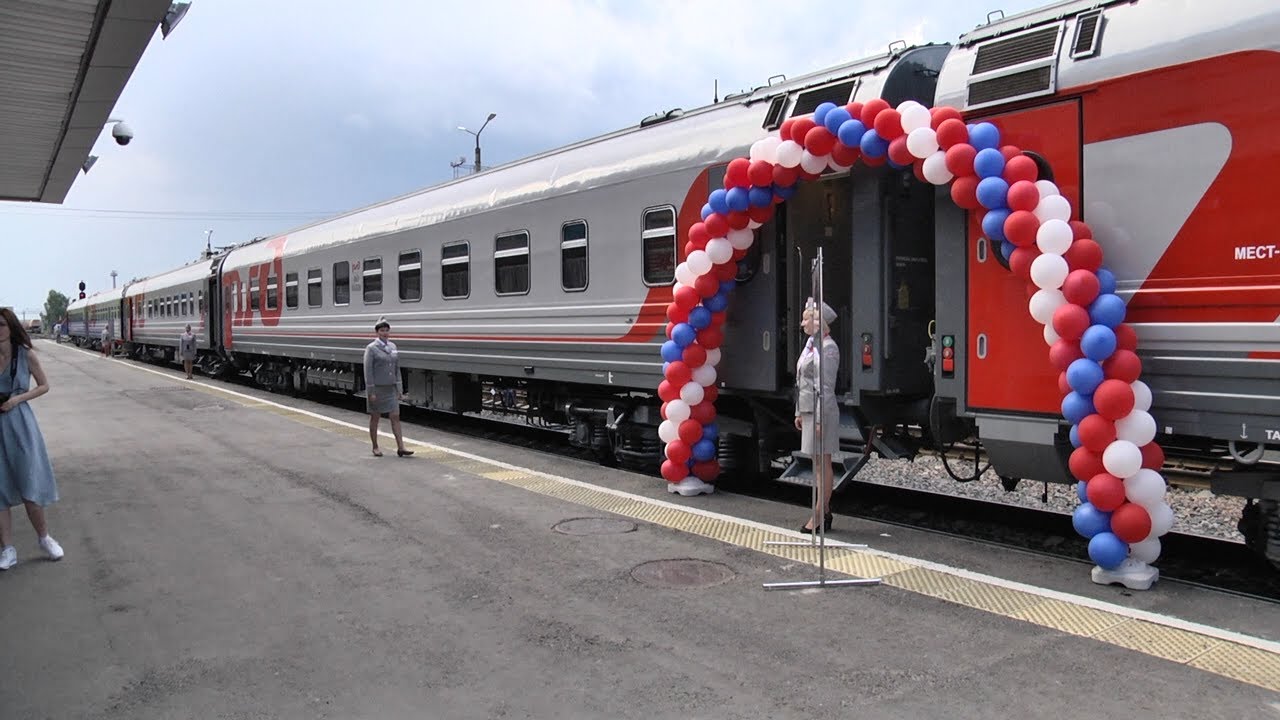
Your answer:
(899, 102), (932, 134)
(671, 282), (688, 300)
(693, 364), (717, 387)
(1128, 537), (1161, 564)
(827, 158), (853, 173)
(750, 136), (780, 164)
(800, 150), (829, 175)
(1123, 468), (1166, 508)
(775, 140), (804, 169)
(705, 238), (733, 265)
(1035, 219), (1073, 256)
(1043, 323), (1060, 346)
(727, 228), (755, 250)
(1030, 253), (1070, 290)
(1028, 288), (1067, 325)
(1034, 194), (1072, 223)
(1035, 179), (1060, 200)
(686, 250), (712, 276)
(679, 380), (704, 406)
(1130, 380), (1152, 412)
(747, 220), (762, 230)
(1115, 409), (1157, 446)
(1103, 439), (1143, 479)
(666, 399), (691, 423)
(905, 127), (939, 159)
(922, 150), (953, 185)
(1147, 501), (1175, 537)
(704, 347), (722, 367)
(674, 262), (695, 286)
(658, 419), (679, 444)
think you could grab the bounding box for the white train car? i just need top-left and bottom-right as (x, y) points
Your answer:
(66, 287), (125, 350)
(123, 257), (218, 364)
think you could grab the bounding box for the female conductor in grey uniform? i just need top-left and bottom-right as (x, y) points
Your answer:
(794, 299), (839, 533)
(364, 319), (413, 458)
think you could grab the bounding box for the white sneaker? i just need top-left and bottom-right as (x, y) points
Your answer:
(39, 536), (64, 561)
(0, 546), (15, 570)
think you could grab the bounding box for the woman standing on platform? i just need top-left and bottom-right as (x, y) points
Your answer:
(364, 319), (413, 458)
(0, 308), (64, 570)
(794, 299), (840, 534)
(180, 324), (197, 379)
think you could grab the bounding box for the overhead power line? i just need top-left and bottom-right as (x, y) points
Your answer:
(0, 206), (344, 221)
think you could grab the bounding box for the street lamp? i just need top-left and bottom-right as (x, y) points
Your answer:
(458, 112), (497, 173)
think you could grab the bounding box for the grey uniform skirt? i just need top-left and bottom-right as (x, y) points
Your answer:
(799, 403), (840, 456)
(367, 384), (400, 415)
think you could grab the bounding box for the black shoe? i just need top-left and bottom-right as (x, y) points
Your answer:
(824, 512), (834, 532)
(397, 449), (414, 457)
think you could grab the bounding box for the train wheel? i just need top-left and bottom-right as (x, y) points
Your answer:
(1238, 498), (1280, 571)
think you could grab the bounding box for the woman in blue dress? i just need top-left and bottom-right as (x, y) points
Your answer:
(0, 307), (64, 570)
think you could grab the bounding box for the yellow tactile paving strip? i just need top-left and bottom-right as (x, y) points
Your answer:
(155, 371), (1280, 694)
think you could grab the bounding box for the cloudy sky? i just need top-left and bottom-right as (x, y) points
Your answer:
(1, 0), (1048, 318)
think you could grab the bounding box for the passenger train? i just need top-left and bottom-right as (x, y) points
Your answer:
(66, 0), (1280, 566)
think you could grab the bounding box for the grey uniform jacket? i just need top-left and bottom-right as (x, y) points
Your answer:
(795, 337), (840, 416)
(179, 333), (197, 358)
(363, 340), (401, 389)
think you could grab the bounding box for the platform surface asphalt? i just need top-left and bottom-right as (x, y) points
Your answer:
(2, 341), (1277, 720)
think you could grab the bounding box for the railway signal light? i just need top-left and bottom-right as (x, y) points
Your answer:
(941, 335), (956, 376)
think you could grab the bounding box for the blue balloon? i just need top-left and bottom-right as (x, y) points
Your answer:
(860, 128), (889, 157)
(1088, 531), (1129, 570)
(1061, 391), (1096, 424)
(1072, 502), (1113, 539)
(661, 340), (683, 363)
(692, 438), (717, 462)
(1096, 267), (1117, 295)
(726, 186), (750, 212)
(974, 147), (1006, 178)
(703, 292), (729, 313)
(1089, 293), (1126, 328)
(838, 119), (867, 148)
(1080, 324), (1117, 362)
(663, 361), (670, 375)
(1070, 423), (1082, 448)
(709, 188), (730, 216)
(688, 306), (712, 330)
(976, 177), (1010, 210)
(969, 121), (1001, 150)
(824, 107), (852, 135)
(813, 102), (838, 126)
(718, 279), (736, 294)
(672, 323), (696, 347)
(1066, 358), (1105, 395)
(981, 208), (1011, 243)
(1076, 480), (1089, 503)
(701, 423), (719, 442)
(774, 183), (797, 200)
(1000, 240), (1016, 262)
(748, 186), (773, 208)
(700, 203), (714, 221)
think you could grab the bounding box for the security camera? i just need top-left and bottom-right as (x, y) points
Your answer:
(112, 122), (134, 146)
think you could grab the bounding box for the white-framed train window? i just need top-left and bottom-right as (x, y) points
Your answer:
(266, 271), (279, 310)
(494, 231), (530, 296)
(398, 250), (422, 302)
(333, 262), (350, 306)
(363, 257), (383, 304)
(642, 205), (677, 286)
(285, 272), (298, 309)
(250, 275), (261, 311)
(442, 241), (470, 300)
(561, 220), (588, 292)
(307, 268), (322, 307)
(198, 290), (205, 316)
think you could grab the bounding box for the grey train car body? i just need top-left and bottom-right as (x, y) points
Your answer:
(66, 288), (125, 349)
(124, 258), (217, 362)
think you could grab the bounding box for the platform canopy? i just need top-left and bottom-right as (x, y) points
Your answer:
(0, 0), (175, 203)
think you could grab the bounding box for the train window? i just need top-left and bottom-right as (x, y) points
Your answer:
(307, 268), (322, 307)
(198, 290), (204, 316)
(398, 250), (422, 302)
(266, 272), (279, 310)
(363, 257), (383, 304)
(250, 276), (261, 312)
(285, 273), (298, 309)
(642, 206), (677, 286)
(442, 241), (470, 299)
(561, 221), (588, 292)
(333, 262), (350, 306)
(494, 231), (530, 296)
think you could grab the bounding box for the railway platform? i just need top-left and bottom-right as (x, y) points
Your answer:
(2, 340), (1278, 719)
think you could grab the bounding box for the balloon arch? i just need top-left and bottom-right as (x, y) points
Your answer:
(655, 98), (1172, 572)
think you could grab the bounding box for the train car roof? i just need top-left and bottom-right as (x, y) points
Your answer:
(957, 0), (1130, 45)
(124, 256), (220, 299)
(67, 286), (125, 312)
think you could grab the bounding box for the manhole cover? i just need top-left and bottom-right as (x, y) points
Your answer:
(630, 559), (735, 589)
(553, 517), (637, 536)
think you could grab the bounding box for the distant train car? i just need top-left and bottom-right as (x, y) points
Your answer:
(67, 288), (125, 350)
(124, 257), (219, 366)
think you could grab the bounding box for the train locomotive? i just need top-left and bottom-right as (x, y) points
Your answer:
(65, 0), (1280, 566)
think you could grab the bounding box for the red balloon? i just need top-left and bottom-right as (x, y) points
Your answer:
(747, 204), (775, 224)
(887, 136), (914, 166)
(710, 311), (727, 326)
(688, 222), (710, 246)
(678, 419), (703, 445)
(659, 401), (669, 420)
(772, 164), (799, 187)
(1069, 220), (1093, 240)
(657, 380), (678, 402)
(1052, 303), (1091, 341)
(702, 383), (720, 403)
(689, 401), (716, 425)
(1079, 414), (1117, 453)
(715, 262), (738, 281)
(874, 109), (904, 140)
(863, 153), (886, 167)
(831, 142), (860, 167)
(682, 343), (707, 368)
(1049, 339), (1083, 371)
(1110, 502), (1153, 543)
(931, 107), (963, 130)
(667, 302), (689, 324)
(912, 158), (928, 184)
(726, 211), (750, 230)
(724, 158), (751, 189)
(1087, 472), (1127, 512)
(1058, 371), (1072, 396)
(731, 247), (748, 261)
(778, 118), (796, 143)
(950, 176), (981, 210)
(694, 273), (719, 298)
(664, 322), (675, 339)
(665, 361), (691, 386)
(674, 285), (699, 310)
(1104, 350), (1142, 383)
(661, 459), (687, 482)
(935, 118), (969, 148)
(944, 144), (977, 177)
(1006, 181), (1040, 212)
(697, 326), (724, 349)
(1004, 157), (1038, 187)
(859, 98), (891, 128)
(790, 117), (817, 145)
(682, 241), (696, 257)
(804, 126), (837, 157)
(1094, 378), (1136, 420)
(691, 459), (720, 482)
(704, 213), (729, 238)
(844, 102), (864, 121)
(1004, 210), (1040, 247)
(1062, 238), (1103, 273)
(1114, 323), (1139, 352)
(1140, 442), (1165, 470)
(1061, 269), (1101, 306)
(1069, 446), (1107, 482)
(666, 440), (692, 465)
(747, 159), (773, 187)
(1010, 247), (1039, 280)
